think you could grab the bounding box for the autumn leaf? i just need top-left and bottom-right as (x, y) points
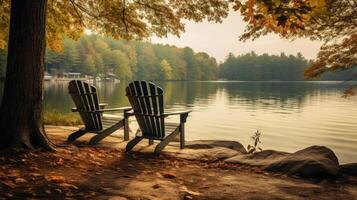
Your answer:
(180, 186), (202, 196)
(14, 178), (27, 184)
(1, 180), (15, 189)
(29, 166), (39, 171)
(3, 193), (13, 198)
(28, 173), (42, 177)
(45, 175), (67, 183)
(56, 157), (65, 165)
(161, 172), (177, 179)
(59, 183), (79, 190)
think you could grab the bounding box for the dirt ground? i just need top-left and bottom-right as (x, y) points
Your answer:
(0, 129), (356, 200)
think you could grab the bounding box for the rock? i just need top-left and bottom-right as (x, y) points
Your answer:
(340, 163), (357, 176)
(185, 140), (247, 154)
(168, 147), (240, 162)
(266, 146), (339, 178)
(225, 150), (289, 166)
(226, 146), (340, 178)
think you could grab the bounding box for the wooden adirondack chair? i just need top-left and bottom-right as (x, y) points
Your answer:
(125, 81), (192, 154)
(67, 80), (131, 145)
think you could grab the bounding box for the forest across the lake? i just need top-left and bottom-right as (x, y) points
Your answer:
(0, 34), (355, 81)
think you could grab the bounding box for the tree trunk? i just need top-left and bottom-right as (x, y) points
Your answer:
(0, 0), (53, 150)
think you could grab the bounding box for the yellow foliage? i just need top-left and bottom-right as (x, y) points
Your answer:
(0, 0), (229, 51)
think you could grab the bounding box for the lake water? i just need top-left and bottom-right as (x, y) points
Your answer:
(5, 81), (357, 163)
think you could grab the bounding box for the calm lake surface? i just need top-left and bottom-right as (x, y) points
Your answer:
(5, 81), (357, 163)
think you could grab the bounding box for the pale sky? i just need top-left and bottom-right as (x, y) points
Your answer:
(151, 12), (323, 62)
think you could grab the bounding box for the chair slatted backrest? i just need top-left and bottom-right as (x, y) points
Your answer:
(126, 81), (165, 139)
(68, 80), (103, 131)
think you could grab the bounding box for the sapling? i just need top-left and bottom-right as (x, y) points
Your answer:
(247, 130), (263, 154)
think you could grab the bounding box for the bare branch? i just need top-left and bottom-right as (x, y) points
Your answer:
(122, 0), (129, 38)
(69, 0), (85, 27)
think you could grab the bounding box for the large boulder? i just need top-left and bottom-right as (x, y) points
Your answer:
(226, 146), (340, 178)
(340, 163), (357, 176)
(225, 150), (289, 166)
(167, 147), (240, 162)
(185, 140), (247, 154)
(266, 146), (339, 178)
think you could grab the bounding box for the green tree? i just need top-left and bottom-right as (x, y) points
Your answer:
(195, 52), (218, 80)
(137, 44), (159, 80)
(122, 44), (138, 76)
(112, 50), (132, 80)
(183, 47), (201, 80)
(219, 52), (310, 81)
(83, 55), (96, 75)
(159, 59), (173, 80)
(61, 38), (80, 72)
(94, 55), (105, 75)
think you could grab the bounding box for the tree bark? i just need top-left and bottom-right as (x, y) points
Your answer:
(0, 0), (53, 150)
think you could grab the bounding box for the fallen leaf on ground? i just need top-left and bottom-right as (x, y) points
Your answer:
(56, 158), (65, 165)
(184, 195), (193, 200)
(4, 193), (13, 198)
(0, 171), (6, 178)
(59, 183), (79, 190)
(29, 166), (39, 171)
(1, 180), (15, 188)
(7, 170), (20, 177)
(161, 172), (177, 179)
(15, 178), (27, 183)
(180, 186), (202, 196)
(45, 175), (67, 183)
(53, 188), (62, 193)
(28, 173), (42, 177)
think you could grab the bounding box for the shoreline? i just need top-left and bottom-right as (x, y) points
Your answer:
(46, 125), (357, 179)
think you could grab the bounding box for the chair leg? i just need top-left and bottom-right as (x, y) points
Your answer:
(149, 139), (154, 145)
(126, 137), (143, 152)
(179, 123), (185, 149)
(89, 120), (124, 145)
(124, 115), (129, 141)
(154, 127), (180, 155)
(89, 130), (113, 145)
(67, 129), (87, 142)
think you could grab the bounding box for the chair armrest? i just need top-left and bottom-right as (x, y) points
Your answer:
(96, 106), (132, 113)
(125, 112), (155, 117)
(126, 110), (192, 116)
(162, 110), (192, 117)
(163, 110), (192, 123)
(73, 107), (132, 113)
(99, 103), (108, 109)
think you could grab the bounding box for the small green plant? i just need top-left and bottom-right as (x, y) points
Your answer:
(247, 130), (263, 154)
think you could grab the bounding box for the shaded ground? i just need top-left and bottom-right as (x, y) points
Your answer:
(0, 127), (356, 199)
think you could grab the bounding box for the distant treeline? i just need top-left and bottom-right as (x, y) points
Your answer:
(0, 35), (355, 81)
(46, 35), (218, 81)
(219, 52), (310, 81)
(219, 52), (357, 81)
(0, 35), (218, 80)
